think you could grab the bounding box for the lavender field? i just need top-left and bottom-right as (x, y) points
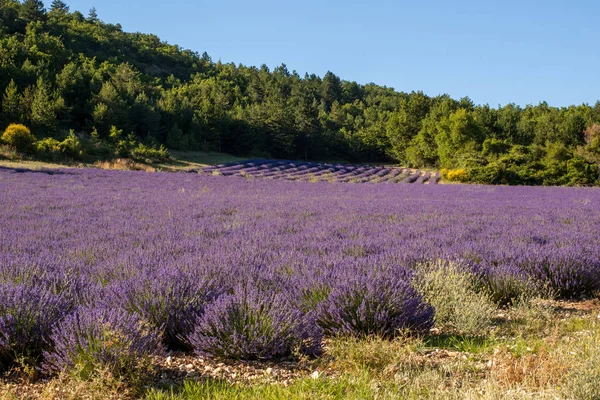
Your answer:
(1, 166), (600, 391)
(200, 159), (440, 184)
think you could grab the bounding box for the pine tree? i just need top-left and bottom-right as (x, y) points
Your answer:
(2, 79), (22, 124)
(31, 77), (57, 132)
(50, 0), (69, 13)
(20, 0), (46, 23)
(87, 7), (98, 23)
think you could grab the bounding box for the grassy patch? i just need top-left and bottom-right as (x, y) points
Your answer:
(141, 299), (600, 400)
(167, 151), (246, 168)
(0, 150), (245, 172)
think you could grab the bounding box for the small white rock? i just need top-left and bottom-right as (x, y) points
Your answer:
(311, 371), (320, 379)
(265, 367), (273, 375)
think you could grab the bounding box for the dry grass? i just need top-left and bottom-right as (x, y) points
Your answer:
(94, 158), (158, 172)
(1, 298), (599, 399)
(0, 149), (245, 174)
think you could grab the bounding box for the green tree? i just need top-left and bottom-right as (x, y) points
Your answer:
(435, 108), (484, 168)
(386, 92), (430, 163)
(131, 92), (160, 138)
(2, 79), (21, 125)
(20, 0), (46, 23)
(87, 7), (98, 23)
(49, 0), (68, 13)
(0, 0), (23, 34)
(93, 81), (128, 134)
(30, 77), (58, 132)
(321, 71), (342, 111)
(405, 96), (458, 167)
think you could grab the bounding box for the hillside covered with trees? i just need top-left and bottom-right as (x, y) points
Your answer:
(1, 0), (600, 185)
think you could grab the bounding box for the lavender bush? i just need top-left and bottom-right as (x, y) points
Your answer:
(186, 285), (322, 360)
(475, 263), (538, 306)
(43, 306), (162, 381)
(0, 283), (70, 368)
(316, 269), (435, 337)
(109, 267), (221, 350)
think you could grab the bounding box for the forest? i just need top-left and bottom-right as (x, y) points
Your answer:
(1, 0), (600, 185)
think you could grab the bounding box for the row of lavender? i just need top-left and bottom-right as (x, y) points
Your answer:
(200, 159), (440, 184)
(0, 167), (599, 375)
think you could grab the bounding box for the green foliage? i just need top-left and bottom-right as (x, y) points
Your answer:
(0, 1), (598, 185)
(35, 136), (61, 159)
(412, 261), (496, 336)
(482, 138), (511, 158)
(130, 143), (170, 162)
(35, 131), (83, 160)
(58, 130), (83, 159)
(1, 123), (36, 152)
(1, 79), (21, 124)
(435, 108), (484, 168)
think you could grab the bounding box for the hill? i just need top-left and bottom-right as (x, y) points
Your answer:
(1, 0), (600, 185)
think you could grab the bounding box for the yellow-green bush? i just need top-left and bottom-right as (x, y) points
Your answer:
(58, 130), (83, 159)
(130, 143), (170, 162)
(36, 137), (62, 159)
(1, 124), (36, 153)
(441, 168), (469, 182)
(35, 132), (83, 160)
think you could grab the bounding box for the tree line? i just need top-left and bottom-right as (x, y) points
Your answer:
(1, 0), (600, 185)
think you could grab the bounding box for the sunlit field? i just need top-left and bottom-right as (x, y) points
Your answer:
(0, 166), (599, 399)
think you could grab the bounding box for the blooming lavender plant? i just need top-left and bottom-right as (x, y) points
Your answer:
(316, 269), (434, 337)
(186, 284), (322, 360)
(475, 263), (537, 306)
(109, 267), (222, 350)
(0, 283), (70, 367)
(43, 306), (162, 380)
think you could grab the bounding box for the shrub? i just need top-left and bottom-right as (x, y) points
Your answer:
(442, 168), (469, 182)
(130, 143), (170, 162)
(413, 261), (495, 335)
(58, 130), (83, 159)
(35, 137), (62, 159)
(187, 285), (322, 360)
(43, 306), (162, 382)
(524, 248), (600, 299)
(1, 124), (36, 153)
(475, 263), (538, 306)
(110, 268), (221, 350)
(0, 283), (70, 368)
(316, 269), (434, 338)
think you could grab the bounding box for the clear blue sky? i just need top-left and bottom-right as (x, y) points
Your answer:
(62, 0), (599, 108)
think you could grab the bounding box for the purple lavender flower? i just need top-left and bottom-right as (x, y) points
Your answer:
(186, 284), (322, 360)
(43, 306), (163, 379)
(0, 283), (70, 367)
(108, 267), (222, 350)
(316, 269), (434, 337)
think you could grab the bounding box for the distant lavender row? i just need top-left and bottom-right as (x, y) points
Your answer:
(0, 167), (599, 368)
(199, 160), (438, 184)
